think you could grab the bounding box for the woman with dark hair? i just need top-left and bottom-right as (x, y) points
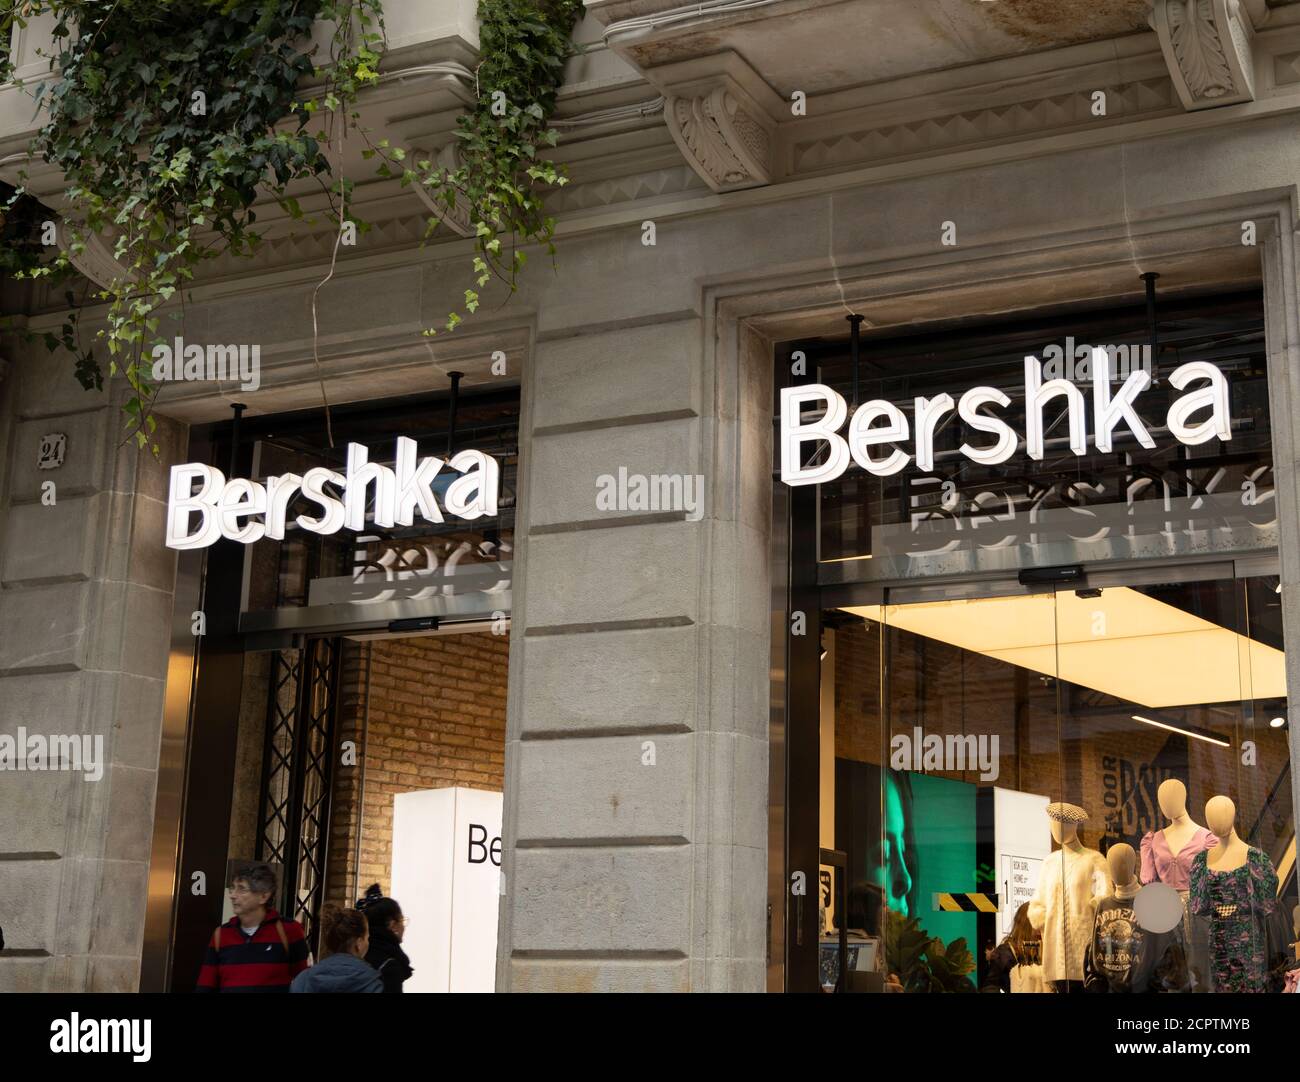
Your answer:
(981, 903), (1045, 994)
(868, 768), (920, 917)
(290, 905), (383, 993)
(839, 763), (921, 920)
(357, 883), (413, 993)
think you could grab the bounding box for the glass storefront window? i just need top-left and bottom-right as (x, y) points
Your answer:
(819, 569), (1294, 993)
(787, 291), (1296, 995)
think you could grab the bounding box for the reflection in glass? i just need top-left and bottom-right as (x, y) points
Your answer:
(821, 572), (1296, 993)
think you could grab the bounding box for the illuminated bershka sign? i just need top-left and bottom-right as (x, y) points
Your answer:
(165, 437), (500, 550)
(779, 353), (1231, 487)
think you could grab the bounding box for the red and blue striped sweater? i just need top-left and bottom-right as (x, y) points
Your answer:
(196, 909), (309, 993)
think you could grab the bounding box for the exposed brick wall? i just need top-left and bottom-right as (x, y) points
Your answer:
(325, 632), (508, 906)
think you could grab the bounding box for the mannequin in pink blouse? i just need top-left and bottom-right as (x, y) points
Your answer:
(1140, 779), (1216, 889)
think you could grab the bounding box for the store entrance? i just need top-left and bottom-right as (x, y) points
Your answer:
(148, 383), (519, 992)
(795, 561), (1296, 993)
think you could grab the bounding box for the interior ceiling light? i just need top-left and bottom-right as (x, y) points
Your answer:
(1131, 715), (1230, 748)
(1271, 716), (1286, 728)
(842, 587), (1287, 709)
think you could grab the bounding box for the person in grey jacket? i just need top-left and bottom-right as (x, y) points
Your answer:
(291, 904), (382, 993)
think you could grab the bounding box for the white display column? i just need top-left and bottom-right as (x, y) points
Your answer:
(391, 787), (503, 992)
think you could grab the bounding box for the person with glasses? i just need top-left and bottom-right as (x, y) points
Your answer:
(356, 883), (413, 993)
(197, 863), (309, 992)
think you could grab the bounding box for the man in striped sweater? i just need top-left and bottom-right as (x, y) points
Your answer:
(196, 863), (309, 992)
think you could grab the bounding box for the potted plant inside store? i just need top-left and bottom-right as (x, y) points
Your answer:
(884, 908), (977, 993)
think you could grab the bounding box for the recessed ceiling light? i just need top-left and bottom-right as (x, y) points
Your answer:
(842, 589), (1288, 709)
(1270, 716), (1286, 728)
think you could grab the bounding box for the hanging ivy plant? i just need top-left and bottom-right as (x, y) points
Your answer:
(0, 0), (581, 449)
(366, 0), (582, 332)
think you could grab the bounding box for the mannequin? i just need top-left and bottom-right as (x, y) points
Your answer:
(1203, 795), (1248, 872)
(1084, 844), (1187, 993)
(1141, 779), (1217, 961)
(1108, 844), (1139, 895)
(1027, 803), (1110, 993)
(1140, 780), (1216, 888)
(1189, 795), (1279, 992)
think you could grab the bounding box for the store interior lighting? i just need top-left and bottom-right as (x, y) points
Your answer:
(841, 587), (1287, 709)
(1130, 715), (1230, 747)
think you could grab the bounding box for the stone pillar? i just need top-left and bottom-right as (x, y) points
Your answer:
(496, 312), (772, 992)
(0, 341), (183, 991)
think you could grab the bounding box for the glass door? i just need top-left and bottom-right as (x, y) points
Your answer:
(816, 578), (1063, 993)
(811, 560), (1295, 994)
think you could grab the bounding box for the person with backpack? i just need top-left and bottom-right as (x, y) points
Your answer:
(290, 904), (382, 993)
(196, 863), (309, 992)
(356, 883), (413, 993)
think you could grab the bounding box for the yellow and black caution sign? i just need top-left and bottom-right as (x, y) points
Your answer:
(933, 892), (999, 913)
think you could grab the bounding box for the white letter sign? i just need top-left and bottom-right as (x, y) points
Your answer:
(776, 359), (1236, 487)
(165, 440), (501, 550)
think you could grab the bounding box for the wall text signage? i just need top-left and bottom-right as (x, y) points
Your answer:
(779, 353), (1231, 486)
(166, 437), (500, 550)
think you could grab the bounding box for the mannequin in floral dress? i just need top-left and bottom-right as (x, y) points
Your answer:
(1188, 795), (1279, 993)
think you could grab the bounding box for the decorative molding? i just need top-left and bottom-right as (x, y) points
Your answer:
(666, 83), (773, 191)
(1152, 0), (1257, 109)
(1273, 48), (1300, 86)
(792, 78), (1179, 174)
(651, 52), (783, 192)
(57, 217), (136, 290)
(550, 163), (706, 213)
(22, 159), (710, 302)
(410, 142), (474, 237)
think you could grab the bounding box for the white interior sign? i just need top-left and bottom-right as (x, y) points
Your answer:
(165, 438), (500, 549)
(391, 786), (503, 993)
(780, 353), (1232, 486)
(993, 788), (1051, 942)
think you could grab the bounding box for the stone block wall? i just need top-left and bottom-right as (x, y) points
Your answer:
(0, 341), (184, 991)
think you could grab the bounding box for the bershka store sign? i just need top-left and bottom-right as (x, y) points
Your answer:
(779, 353), (1231, 486)
(165, 437), (499, 550)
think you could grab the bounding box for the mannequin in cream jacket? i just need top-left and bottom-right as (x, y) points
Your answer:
(1027, 803), (1111, 990)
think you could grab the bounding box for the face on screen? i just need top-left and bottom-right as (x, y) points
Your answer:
(869, 773), (914, 916)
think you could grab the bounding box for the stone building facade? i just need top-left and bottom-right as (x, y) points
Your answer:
(2, 0), (1300, 993)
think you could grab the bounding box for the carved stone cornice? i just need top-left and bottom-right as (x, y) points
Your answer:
(1151, 0), (1258, 109)
(666, 84), (771, 191)
(57, 218), (137, 290)
(653, 53), (785, 193)
(792, 75), (1179, 174)
(410, 142), (474, 237)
